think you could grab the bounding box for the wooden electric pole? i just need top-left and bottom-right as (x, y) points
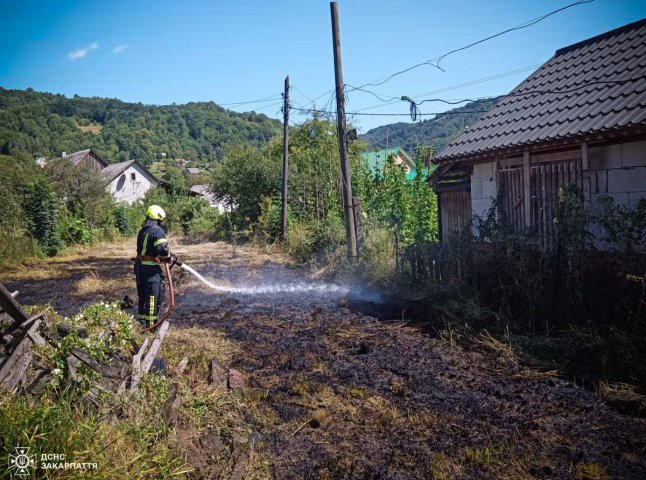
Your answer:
(330, 1), (357, 259)
(280, 75), (289, 241)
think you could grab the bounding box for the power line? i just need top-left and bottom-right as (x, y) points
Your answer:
(218, 94), (282, 107)
(349, 63), (543, 113)
(291, 85), (317, 105)
(434, 0), (594, 70)
(347, 0), (594, 91)
(291, 73), (646, 119)
(290, 106), (488, 117)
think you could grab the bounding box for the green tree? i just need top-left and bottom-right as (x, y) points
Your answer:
(24, 176), (63, 256)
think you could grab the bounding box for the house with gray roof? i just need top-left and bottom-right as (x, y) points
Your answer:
(102, 159), (161, 205)
(53, 149), (161, 205)
(431, 18), (646, 248)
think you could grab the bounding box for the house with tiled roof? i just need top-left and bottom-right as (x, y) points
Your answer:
(101, 159), (161, 205)
(431, 18), (646, 247)
(54, 149), (161, 205)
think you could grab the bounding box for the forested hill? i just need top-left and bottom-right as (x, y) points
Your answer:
(0, 88), (281, 165)
(361, 98), (499, 154)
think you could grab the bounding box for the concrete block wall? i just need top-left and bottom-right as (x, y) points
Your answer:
(470, 161), (497, 234)
(583, 139), (646, 249)
(583, 139), (646, 210)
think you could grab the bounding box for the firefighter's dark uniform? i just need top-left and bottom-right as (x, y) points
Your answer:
(135, 218), (171, 327)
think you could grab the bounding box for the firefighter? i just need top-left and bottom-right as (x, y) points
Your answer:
(135, 205), (176, 327)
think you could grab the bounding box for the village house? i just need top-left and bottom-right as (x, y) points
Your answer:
(431, 18), (646, 248)
(56, 149), (161, 205)
(189, 184), (227, 213)
(361, 147), (417, 180)
(101, 159), (161, 205)
(186, 167), (201, 175)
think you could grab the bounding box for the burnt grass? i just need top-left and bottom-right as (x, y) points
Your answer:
(5, 242), (646, 479)
(173, 259), (646, 479)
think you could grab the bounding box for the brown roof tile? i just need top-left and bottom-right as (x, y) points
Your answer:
(436, 18), (646, 162)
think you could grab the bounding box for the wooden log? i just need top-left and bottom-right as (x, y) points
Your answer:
(2, 313), (44, 348)
(0, 291), (19, 315)
(140, 321), (170, 375)
(71, 349), (101, 373)
(66, 355), (82, 383)
(0, 283), (29, 325)
(0, 319), (41, 386)
(127, 337), (150, 393)
(1, 343), (33, 391)
(27, 368), (51, 395)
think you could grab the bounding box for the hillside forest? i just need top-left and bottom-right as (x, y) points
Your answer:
(0, 87), (281, 165)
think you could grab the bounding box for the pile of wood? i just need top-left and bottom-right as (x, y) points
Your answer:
(0, 282), (168, 401)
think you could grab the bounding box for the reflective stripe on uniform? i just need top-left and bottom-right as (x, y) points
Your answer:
(154, 238), (168, 246)
(149, 295), (155, 320)
(142, 233), (149, 254)
(141, 261), (160, 266)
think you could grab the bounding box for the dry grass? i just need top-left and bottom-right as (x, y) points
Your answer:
(75, 271), (126, 296)
(576, 462), (610, 480)
(598, 381), (643, 403)
(472, 330), (516, 364)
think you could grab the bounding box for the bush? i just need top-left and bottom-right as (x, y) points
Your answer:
(59, 215), (93, 245)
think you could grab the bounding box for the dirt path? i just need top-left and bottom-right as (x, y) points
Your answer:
(4, 240), (646, 479)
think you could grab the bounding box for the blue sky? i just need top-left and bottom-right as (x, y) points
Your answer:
(1, 0), (645, 131)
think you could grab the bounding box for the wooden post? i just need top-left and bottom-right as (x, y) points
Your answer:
(281, 75), (290, 241)
(523, 151), (531, 228)
(581, 141), (588, 170)
(0, 282), (29, 325)
(330, 1), (357, 259)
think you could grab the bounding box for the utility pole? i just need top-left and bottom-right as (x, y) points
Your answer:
(330, 1), (357, 259)
(280, 75), (289, 241)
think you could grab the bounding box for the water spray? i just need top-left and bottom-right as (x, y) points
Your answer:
(180, 263), (349, 296)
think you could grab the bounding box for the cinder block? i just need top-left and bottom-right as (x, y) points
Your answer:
(470, 179), (483, 199)
(482, 178), (497, 199)
(627, 191), (646, 207)
(589, 144), (621, 170)
(604, 192), (630, 206)
(472, 198), (493, 219)
(621, 140), (646, 168)
(473, 161), (494, 182)
(607, 167), (646, 193)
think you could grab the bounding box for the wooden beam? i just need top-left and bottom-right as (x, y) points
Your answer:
(140, 321), (170, 376)
(523, 151), (531, 228)
(126, 337), (150, 393)
(0, 283), (29, 325)
(581, 141), (589, 170)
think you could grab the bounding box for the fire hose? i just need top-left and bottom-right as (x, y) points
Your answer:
(139, 255), (182, 333)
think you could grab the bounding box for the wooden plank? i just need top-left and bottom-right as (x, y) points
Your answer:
(0, 318), (41, 389)
(0, 283), (29, 325)
(125, 337), (150, 393)
(140, 321), (170, 376)
(581, 142), (588, 170)
(523, 151), (532, 228)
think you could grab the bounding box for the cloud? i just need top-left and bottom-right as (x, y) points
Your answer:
(68, 42), (99, 60)
(112, 44), (129, 54)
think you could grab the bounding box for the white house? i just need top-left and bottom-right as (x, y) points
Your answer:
(101, 159), (161, 205)
(189, 184), (227, 213)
